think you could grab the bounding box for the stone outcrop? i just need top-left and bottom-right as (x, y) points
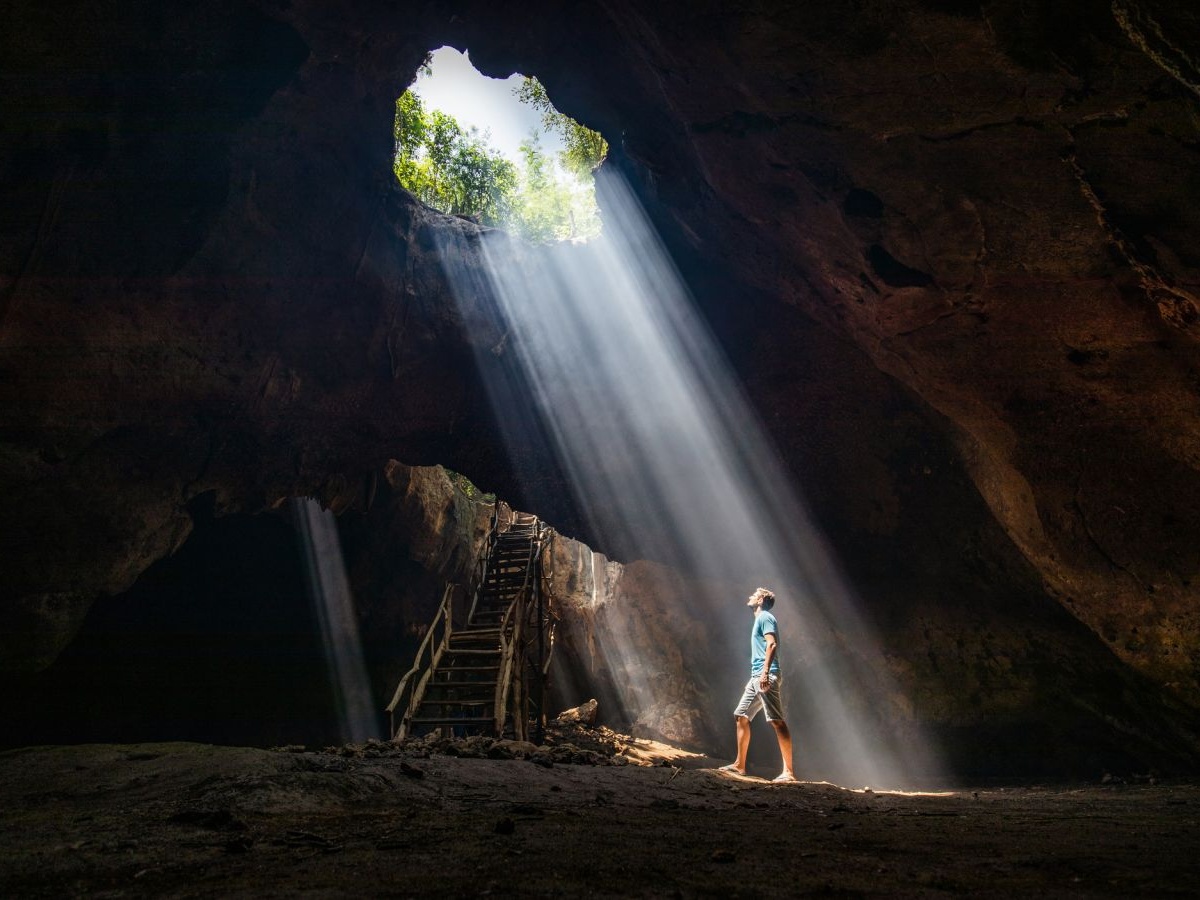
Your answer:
(1, 1), (1198, 770)
(542, 535), (719, 750)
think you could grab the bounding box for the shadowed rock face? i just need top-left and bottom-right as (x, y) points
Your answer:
(1, 1), (1198, 770)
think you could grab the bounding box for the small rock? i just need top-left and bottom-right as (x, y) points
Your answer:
(553, 699), (599, 726)
(529, 753), (554, 768)
(711, 849), (736, 863)
(399, 762), (425, 779)
(494, 817), (515, 835)
(493, 739), (538, 758)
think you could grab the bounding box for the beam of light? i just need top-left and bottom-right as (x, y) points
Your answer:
(292, 498), (380, 744)
(435, 168), (940, 786)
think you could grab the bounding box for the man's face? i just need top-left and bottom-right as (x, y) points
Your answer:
(746, 594), (761, 612)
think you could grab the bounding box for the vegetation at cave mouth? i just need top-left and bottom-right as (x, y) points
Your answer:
(394, 73), (607, 243)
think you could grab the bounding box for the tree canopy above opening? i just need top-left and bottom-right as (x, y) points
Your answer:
(394, 70), (607, 243)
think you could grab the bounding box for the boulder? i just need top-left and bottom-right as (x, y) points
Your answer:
(553, 699), (599, 727)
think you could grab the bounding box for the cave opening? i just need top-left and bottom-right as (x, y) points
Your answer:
(394, 46), (607, 244)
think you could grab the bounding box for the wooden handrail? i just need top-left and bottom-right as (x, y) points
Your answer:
(387, 510), (547, 743)
(386, 582), (454, 740)
(466, 500), (501, 625)
(493, 538), (537, 738)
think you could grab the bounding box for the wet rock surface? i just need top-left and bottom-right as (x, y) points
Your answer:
(1, 742), (1198, 897)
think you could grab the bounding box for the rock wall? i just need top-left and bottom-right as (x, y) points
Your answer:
(541, 535), (721, 750)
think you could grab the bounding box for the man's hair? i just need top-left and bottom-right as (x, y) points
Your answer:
(751, 587), (775, 610)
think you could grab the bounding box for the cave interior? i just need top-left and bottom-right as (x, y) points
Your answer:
(2, 0), (1200, 881)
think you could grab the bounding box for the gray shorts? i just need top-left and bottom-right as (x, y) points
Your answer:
(733, 673), (785, 722)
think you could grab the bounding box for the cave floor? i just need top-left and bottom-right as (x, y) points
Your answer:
(0, 743), (1196, 898)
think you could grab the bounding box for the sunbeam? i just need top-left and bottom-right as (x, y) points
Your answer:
(293, 498), (380, 743)
(437, 168), (939, 786)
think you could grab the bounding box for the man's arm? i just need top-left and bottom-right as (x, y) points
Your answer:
(759, 632), (778, 688)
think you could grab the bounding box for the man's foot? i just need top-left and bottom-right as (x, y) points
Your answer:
(772, 771), (798, 783)
(718, 764), (746, 775)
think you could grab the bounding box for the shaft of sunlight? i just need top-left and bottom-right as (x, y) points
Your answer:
(436, 168), (939, 786)
(293, 498), (380, 743)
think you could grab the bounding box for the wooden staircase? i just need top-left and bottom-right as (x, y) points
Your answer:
(387, 510), (547, 741)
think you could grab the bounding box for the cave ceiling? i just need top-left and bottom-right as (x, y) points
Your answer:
(1, 0), (1198, 757)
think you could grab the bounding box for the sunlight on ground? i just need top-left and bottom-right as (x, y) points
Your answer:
(618, 738), (709, 767)
(710, 769), (957, 796)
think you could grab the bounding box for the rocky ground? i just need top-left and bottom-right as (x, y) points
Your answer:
(1, 729), (1197, 898)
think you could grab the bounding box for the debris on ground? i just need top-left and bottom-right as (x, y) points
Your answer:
(290, 720), (711, 769)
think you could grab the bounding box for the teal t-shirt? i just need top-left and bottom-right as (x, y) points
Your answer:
(750, 610), (779, 676)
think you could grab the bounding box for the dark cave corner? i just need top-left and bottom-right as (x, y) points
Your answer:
(4, 503), (343, 751)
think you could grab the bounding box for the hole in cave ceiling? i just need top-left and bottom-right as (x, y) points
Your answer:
(394, 46), (609, 244)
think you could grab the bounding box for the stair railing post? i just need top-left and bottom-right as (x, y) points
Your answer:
(535, 540), (545, 747)
(385, 581), (455, 740)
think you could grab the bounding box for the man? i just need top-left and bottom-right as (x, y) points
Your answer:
(720, 587), (796, 782)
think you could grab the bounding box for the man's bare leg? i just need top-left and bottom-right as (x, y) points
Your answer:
(732, 715), (752, 773)
(770, 719), (794, 777)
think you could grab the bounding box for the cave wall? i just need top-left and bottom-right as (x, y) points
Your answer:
(4, 504), (340, 749)
(443, 0), (1200, 711)
(1, 0), (1198, 771)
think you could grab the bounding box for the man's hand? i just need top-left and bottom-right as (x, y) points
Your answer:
(760, 632), (778, 691)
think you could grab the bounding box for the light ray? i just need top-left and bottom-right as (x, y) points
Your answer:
(436, 168), (939, 786)
(293, 498), (380, 743)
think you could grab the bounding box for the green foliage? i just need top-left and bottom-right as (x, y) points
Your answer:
(393, 73), (606, 243)
(444, 468), (495, 503)
(505, 133), (599, 243)
(515, 77), (609, 178)
(393, 91), (516, 227)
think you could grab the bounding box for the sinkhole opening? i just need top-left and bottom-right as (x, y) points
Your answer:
(394, 46), (608, 243)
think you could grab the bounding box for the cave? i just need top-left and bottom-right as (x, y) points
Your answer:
(2, 0), (1199, 895)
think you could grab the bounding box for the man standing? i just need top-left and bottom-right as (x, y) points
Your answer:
(721, 587), (796, 782)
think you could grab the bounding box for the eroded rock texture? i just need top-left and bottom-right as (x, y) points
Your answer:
(2, 1), (1198, 771)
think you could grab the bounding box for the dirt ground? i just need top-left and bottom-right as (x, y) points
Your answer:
(1, 740), (1197, 898)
